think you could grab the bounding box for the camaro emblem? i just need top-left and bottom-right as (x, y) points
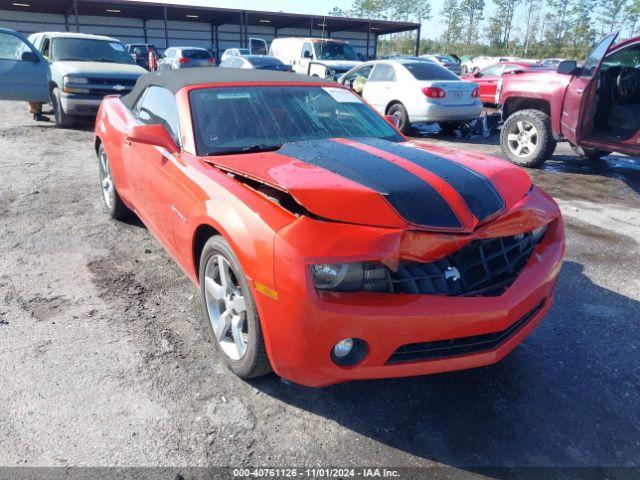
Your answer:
(113, 85), (126, 91)
(445, 266), (461, 282)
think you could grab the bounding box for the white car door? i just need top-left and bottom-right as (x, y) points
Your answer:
(0, 29), (49, 102)
(362, 63), (397, 113)
(296, 41), (313, 74)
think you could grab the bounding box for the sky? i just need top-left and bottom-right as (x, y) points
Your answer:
(134, 0), (450, 39)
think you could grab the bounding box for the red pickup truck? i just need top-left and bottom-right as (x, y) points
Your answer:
(497, 32), (640, 167)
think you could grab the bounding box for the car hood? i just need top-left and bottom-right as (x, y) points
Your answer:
(317, 60), (362, 71)
(205, 138), (532, 233)
(52, 61), (147, 78)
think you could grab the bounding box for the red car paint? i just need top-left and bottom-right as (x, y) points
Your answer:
(462, 61), (549, 104)
(95, 79), (565, 387)
(499, 32), (640, 159)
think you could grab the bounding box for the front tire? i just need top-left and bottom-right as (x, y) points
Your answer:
(51, 87), (75, 128)
(97, 144), (131, 220)
(199, 236), (271, 379)
(500, 109), (556, 167)
(388, 102), (411, 134)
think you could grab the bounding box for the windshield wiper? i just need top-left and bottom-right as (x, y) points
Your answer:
(207, 144), (282, 156)
(95, 58), (120, 63)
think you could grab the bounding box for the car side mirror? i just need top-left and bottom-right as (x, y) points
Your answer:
(21, 51), (39, 63)
(126, 124), (179, 153)
(385, 114), (399, 128)
(557, 60), (578, 75)
(473, 70), (482, 78)
(303, 50), (312, 59)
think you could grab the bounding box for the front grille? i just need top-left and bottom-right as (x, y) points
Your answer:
(87, 78), (136, 96)
(87, 78), (137, 86)
(386, 300), (545, 364)
(364, 232), (537, 297)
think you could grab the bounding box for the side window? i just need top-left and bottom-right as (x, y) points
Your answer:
(301, 42), (313, 59)
(0, 31), (31, 61)
(481, 65), (502, 76)
(344, 65), (373, 82)
(581, 33), (618, 78)
(369, 64), (396, 82)
(40, 37), (50, 58)
(134, 86), (181, 146)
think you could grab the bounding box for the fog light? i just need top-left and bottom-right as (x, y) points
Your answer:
(333, 338), (354, 358)
(330, 338), (368, 367)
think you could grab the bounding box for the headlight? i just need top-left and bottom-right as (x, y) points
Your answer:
(311, 263), (364, 291)
(311, 262), (391, 292)
(63, 76), (90, 94)
(532, 224), (548, 243)
(65, 76), (89, 84)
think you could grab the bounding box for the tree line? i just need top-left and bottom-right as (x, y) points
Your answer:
(329, 0), (640, 59)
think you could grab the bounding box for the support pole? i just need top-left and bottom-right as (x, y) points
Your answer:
(244, 12), (249, 47)
(72, 0), (79, 32)
(214, 24), (219, 61)
(373, 33), (378, 59)
(238, 12), (244, 47)
(163, 6), (169, 49)
(366, 22), (371, 60)
(309, 17), (313, 37)
(143, 19), (148, 43)
(415, 26), (421, 56)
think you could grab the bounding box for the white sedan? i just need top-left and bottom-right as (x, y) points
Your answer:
(339, 59), (482, 134)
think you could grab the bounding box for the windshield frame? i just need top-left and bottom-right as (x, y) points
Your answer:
(51, 37), (135, 64)
(187, 84), (403, 156)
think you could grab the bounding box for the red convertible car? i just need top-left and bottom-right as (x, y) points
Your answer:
(462, 61), (550, 104)
(94, 69), (565, 387)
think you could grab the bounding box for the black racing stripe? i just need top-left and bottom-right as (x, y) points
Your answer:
(277, 139), (461, 229)
(356, 138), (505, 221)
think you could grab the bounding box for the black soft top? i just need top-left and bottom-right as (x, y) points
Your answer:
(121, 68), (330, 109)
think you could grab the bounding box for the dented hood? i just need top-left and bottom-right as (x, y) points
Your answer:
(205, 138), (532, 233)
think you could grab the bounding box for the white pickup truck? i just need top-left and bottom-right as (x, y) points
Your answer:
(0, 29), (146, 127)
(269, 37), (362, 80)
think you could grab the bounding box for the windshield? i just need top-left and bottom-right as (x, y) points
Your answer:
(190, 86), (402, 155)
(52, 38), (134, 63)
(405, 62), (460, 80)
(313, 42), (358, 61)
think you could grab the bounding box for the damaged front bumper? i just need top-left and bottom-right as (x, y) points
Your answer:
(252, 187), (565, 387)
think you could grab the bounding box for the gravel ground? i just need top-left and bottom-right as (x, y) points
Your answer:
(0, 101), (639, 474)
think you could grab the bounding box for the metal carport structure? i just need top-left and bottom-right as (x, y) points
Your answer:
(0, 0), (421, 59)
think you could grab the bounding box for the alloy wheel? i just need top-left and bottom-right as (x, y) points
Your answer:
(506, 120), (539, 158)
(98, 149), (115, 210)
(204, 254), (248, 361)
(392, 110), (405, 131)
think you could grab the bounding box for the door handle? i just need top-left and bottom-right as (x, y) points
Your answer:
(575, 88), (584, 94)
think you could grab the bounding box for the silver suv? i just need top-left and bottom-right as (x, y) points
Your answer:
(0, 29), (146, 126)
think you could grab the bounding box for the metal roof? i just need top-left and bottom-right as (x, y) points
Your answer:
(0, 0), (420, 35)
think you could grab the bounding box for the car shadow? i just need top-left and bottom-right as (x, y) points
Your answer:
(250, 261), (640, 471)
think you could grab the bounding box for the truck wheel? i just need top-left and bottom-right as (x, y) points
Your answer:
(572, 145), (611, 160)
(388, 103), (411, 134)
(500, 109), (556, 168)
(51, 87), (75, 128)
